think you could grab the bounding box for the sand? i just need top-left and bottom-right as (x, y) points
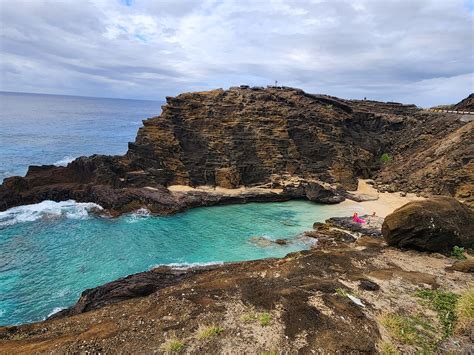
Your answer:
(167, 179), (423, 218)
(167, 184), (283, 195)
(340, 179), (424, 218)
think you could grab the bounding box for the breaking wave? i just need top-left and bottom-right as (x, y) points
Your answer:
(125, 208), (151, 223)
(150, 261), (224, 270)
(46, 307), (65, 319)
(0, 200), (103, 226)
(54, 156), (75, 166)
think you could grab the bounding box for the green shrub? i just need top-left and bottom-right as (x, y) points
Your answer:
(380, 153), (392, 164)
(451, 246), (467, 260)
(259, 312), (271, 326)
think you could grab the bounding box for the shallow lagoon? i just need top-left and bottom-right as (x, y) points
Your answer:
(0, 200), (362, 325)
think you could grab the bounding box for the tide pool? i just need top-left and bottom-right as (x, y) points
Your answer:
(0, 200), (361, 326)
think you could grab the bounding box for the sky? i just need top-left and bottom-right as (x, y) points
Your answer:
(0, 0), (473, 107)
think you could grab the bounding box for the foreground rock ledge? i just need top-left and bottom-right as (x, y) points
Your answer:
(1, 233), (472, 353)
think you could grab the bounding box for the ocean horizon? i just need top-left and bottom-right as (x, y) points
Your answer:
(0, 91), (164, 182)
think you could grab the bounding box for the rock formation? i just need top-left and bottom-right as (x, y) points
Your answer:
(453, 93), (474, 111)
(382, 197), (474, 253)
(1, 86), (471, 214)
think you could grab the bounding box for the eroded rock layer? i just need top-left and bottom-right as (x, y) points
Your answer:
(1, 86), (472, 213)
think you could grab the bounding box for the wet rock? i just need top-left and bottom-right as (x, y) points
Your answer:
(275, 239), (288, 245)
(382, 197), (474, 254)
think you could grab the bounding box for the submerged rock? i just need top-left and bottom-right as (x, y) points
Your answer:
(382, 197), (474, 254)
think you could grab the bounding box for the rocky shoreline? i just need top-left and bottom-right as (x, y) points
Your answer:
(1, 86), (472, 215)
(0, 87), (472, 353)
(1, 199), (472, 353)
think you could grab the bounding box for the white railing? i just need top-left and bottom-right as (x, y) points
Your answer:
(426, 109), (474, 115)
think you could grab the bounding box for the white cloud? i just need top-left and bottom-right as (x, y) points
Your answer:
(0, 0), (472, 106)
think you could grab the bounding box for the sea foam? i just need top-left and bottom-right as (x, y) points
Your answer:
(150, 261), (224, 270)
(46, 307), (66, 318)
(0, 200), (103, 226)
(54, 156), (76, 166)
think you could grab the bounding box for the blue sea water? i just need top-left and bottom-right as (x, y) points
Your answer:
(0, 91), (164, 181)
(0, 92), (362, 326)
(0, 200), (360, 326)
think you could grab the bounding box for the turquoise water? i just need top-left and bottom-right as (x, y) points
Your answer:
(0, 199), (360, 326)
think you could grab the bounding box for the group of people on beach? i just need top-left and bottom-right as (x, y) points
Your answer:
(352, 211), (376, 224)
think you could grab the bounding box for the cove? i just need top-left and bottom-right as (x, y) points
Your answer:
(0, 200), (362, 326)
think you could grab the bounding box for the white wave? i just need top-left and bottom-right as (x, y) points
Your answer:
(0, 200), (103, 226)
(150, 261), (223, 270)
(125, 207), (151, 223)
(46, 307), (65, 318)
(54, 156), (75, 166)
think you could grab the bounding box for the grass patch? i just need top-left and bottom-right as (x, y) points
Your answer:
(261, 351), (278, 355)
(379, 313), (438, 352)
(259, 312), (271, 327)
(335, 288), (347, 297)
(378, 341), (399, 355)
(161, 338), (184, 353)
(455, 286), (474, 333)
(197, 325), (224, 339)
(325, 104), (333, 110)
(240, 312), (257, 323)
(415, 289), (459, 337)
(451, 246), (467, 260)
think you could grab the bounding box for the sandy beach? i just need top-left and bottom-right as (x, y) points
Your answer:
(168, 179), (423, 218)
(341, 179), (424, 218)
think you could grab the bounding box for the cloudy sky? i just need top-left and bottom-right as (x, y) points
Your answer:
(0, 0), (473, 107)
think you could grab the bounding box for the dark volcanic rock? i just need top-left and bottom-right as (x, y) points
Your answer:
(326, 216), (383, 237)
(382, 197), (474, 254)
(304, 181), (345, 204)
(359, 279), (380, 291)
(453, 93), (474, 111)
(49, 266), (209, 319)
(0, 86), (472, 214)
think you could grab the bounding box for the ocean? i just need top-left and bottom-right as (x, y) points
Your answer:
(0, 92), (362, 326)
(0, 91), (164, 181)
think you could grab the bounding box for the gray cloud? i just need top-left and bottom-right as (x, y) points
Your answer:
(0, 0), (473, 107)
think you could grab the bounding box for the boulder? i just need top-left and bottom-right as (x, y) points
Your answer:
(382, 197), (474, 254)
(304, 182), (345, 204)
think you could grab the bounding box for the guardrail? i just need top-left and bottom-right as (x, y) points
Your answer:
(426, 109), (474, 115)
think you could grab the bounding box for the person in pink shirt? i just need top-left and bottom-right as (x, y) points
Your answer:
(352, 212), (365, 224)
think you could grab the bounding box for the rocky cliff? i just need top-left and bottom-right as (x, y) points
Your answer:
(1, 86), (472, 213)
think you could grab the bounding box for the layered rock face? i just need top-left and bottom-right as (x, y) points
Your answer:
(125, 87), (399, 188)
(0, 86), (472, 213)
